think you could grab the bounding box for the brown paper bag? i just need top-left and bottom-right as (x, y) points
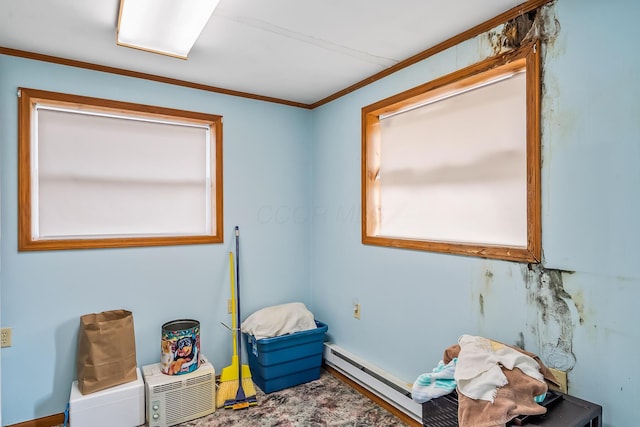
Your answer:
(76, 309), (137, 395)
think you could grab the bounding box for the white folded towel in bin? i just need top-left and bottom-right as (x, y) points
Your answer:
(241, 302), (317, 340)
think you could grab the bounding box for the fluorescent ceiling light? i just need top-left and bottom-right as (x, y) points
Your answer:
(117, 0), (221, 59)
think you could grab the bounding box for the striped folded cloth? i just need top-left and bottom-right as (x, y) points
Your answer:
(412, 358), (458, 403)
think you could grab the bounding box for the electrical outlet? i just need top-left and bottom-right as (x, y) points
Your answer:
(1, 327), (12, 348)
(548, 368), (568, 393)
(227, 299), (233, 314)
(353, 303), (361, 319)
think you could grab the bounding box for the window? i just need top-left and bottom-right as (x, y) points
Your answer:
(18, 87), (223, 251)
(362, 43), (540, 262)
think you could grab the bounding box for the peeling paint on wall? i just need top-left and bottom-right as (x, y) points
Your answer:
(488, 10), (536, 55)
(487, 2), (560, 56)
(522, 264), (578, 371)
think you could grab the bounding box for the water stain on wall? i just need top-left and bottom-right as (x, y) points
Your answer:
(522, 264), (578, 371)
(515, 331), (526, 350)
(538, 3), (562, 55)
(570, 289), (586, 325)
(478, 269), (494, 317)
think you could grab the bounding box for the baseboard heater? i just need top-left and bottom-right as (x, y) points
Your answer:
(323, 343), (422, 423)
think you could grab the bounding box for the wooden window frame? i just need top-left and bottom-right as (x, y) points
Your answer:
(361, 42), (541, 262)
(18, 87), (224, 251)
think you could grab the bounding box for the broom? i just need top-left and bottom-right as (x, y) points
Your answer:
(216, 227), (257, 409)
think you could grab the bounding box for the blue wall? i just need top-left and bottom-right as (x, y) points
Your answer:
(2, 0), (639, 426)
(310, 1), (639, 426)
(0, 55), (312, 425)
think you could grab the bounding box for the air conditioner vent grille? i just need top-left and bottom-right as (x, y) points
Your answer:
(164, 382), (214, 424)
(186, 372), (212, 386)
(153, 380), (183, 394)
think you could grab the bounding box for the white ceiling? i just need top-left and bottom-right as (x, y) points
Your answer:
(0, 0), (527, 106)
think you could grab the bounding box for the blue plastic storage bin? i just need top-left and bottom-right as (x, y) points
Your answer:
(244, 320), (328, 393)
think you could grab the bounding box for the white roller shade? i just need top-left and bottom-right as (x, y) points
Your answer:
(378, 72), (527, 246)
(34, 106), (213, 240)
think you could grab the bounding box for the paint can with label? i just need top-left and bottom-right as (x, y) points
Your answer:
(160, 319), (201, 375)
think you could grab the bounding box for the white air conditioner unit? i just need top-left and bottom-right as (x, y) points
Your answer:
(142, 356), (216, 427)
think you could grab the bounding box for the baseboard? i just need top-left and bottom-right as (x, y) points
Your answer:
(324, 365), (422, 427)
(322, 343), (423, 424)
(6, 413), (64, 427)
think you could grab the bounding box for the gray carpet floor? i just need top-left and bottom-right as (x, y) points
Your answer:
(177, 369), (408, 426)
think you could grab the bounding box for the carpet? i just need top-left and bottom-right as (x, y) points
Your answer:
(177, 369), (408, 426)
